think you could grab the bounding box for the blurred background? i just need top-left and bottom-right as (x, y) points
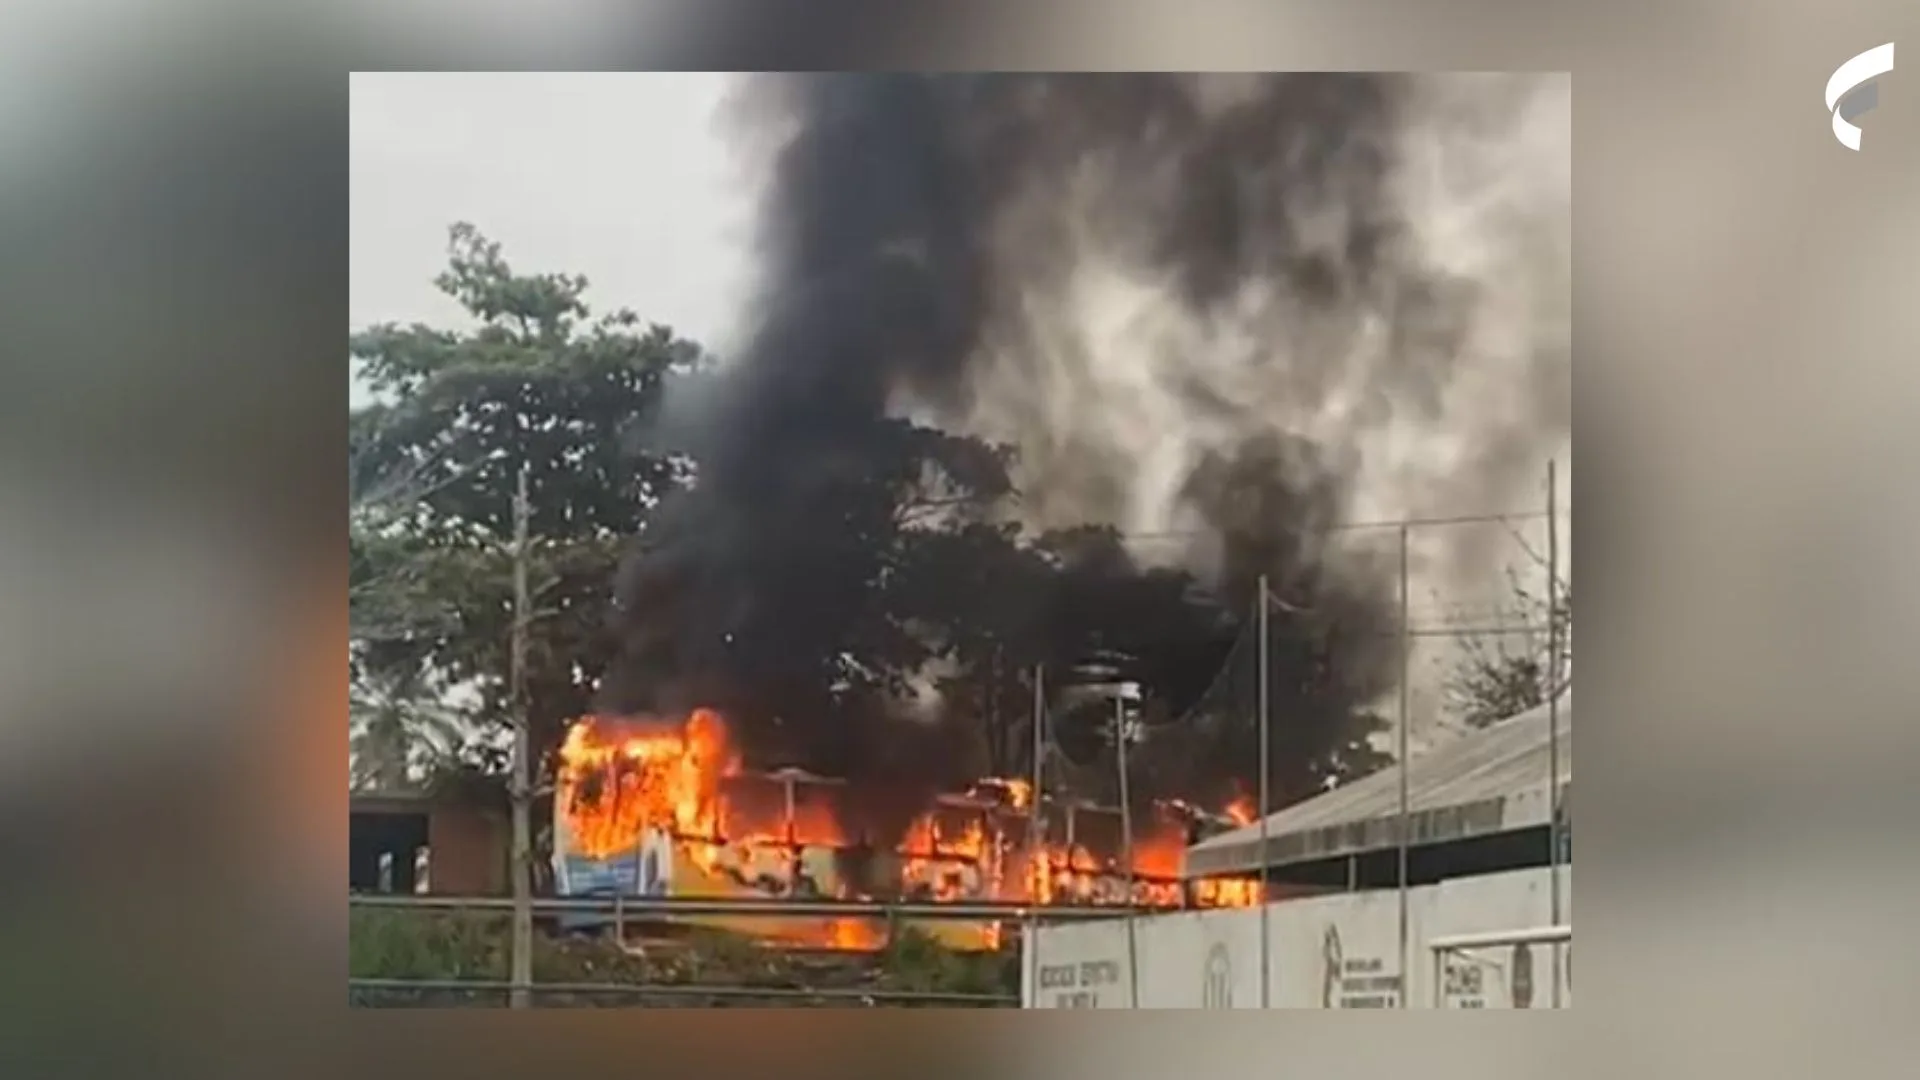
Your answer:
(0, 0), (1916, 1075)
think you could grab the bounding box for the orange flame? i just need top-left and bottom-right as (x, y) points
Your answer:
(556, 708), (736, 869)
(554, 710), (1263, 950)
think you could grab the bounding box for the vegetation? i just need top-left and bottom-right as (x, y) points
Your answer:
(348, 908), (1017, 1007)
(1443, 570), (1572, 729)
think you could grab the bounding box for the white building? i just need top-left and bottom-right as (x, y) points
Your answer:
(1024, 693), (1571, 1009)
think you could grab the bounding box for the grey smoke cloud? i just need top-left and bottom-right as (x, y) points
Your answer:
(942, 73), (1571, 597)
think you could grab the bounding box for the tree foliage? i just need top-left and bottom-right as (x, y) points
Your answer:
(348, 663), (477, 790)
(1444, 569), (1572, 728)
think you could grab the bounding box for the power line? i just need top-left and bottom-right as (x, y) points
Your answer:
(1117, 508), (1562, 544)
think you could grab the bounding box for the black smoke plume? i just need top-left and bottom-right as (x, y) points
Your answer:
(600, 74), (1568, 843)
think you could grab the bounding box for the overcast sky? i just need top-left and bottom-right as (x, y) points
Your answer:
(349, 72), (754, 405)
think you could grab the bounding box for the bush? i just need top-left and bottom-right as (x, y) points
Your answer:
(879, 928), (1018, 997)
(349, 908), (511, 980)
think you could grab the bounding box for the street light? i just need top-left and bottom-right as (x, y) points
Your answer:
(1047, 653), (1146, 1008)
(1109, 675), (1142, 1009)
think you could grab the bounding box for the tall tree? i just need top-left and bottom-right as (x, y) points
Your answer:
(349, 223), (703, 780)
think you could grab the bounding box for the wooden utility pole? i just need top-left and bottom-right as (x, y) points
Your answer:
(508, 463), (534, 1009)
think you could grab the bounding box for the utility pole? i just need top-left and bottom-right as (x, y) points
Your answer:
(1024, 663), (1046, 1007)
(989, 644), (1001, 774)
(1396, 523), (1411, 1009)
(1546, 458), (1563, 1007)
(1256, 575), (1272, 1009)
(1115, 681), (1140, 1009)
(508, 463), (534, 1009)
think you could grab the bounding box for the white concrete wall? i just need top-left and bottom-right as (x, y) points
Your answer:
(1024, 865), (1571, 1009)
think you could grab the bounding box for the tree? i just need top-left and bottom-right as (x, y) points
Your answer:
(348, 663), (476, 791)
(1444, 569), (1572, 728)
(349, 222), (704, 787)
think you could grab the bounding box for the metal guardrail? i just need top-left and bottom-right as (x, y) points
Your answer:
(348, 892), (1160, 920)
(348, 977), (1016, 1007)
(345, 891), (1152, 914)
(1427, 924), (1572, 953)
(1427, 924), (1571, 1009)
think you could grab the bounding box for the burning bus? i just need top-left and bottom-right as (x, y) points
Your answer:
(550, 708), (1262, 951)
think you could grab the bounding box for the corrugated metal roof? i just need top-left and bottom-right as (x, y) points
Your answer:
(1183, 693), (1571, 877)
